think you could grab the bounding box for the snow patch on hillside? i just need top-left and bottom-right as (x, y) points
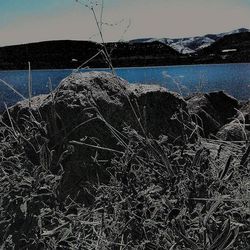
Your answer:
(129, 28), (250, 54)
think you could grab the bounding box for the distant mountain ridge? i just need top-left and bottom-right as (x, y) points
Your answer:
(129, 28), (250, 54)
(0, 40), (182, 70)
(0, 28), (249, 70)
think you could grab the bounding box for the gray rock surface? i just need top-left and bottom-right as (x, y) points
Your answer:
(5, 72), (248, 203)
(216, 120), (250, 141)
(186, 91), (240, 137)
(6, 71), (191, 202)
(9, 72), (190, 142)
(237, 101), (250, 131)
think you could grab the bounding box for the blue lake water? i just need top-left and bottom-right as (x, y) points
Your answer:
(0, 63), (250, 108)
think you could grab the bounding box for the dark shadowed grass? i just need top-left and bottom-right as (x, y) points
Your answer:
(0, 102), (249, 249)
(0, 0), (249, 247)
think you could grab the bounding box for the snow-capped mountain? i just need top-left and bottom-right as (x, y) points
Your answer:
(129, 28), (250, 54)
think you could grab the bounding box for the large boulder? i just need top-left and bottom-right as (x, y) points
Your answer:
(127, 84), (190, 141)
(186, 91), (240, 137)
(216, 100), (250, 141)
(236, 101), (250, 131)
(6, 71), (191, 202)
(9, 72), (189, 140)
(216, 120), (250, 141)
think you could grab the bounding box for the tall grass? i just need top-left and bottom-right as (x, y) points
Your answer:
(0, 62), (32, 109)
(28, 61), (32, 108)
(0, 79), (26, 101)
(0, 1), (249, 249)
(0, 104), (249, 248)
(76, 0), (115, 74)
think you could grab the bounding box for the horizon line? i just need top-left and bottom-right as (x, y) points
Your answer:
(0, 27), (249, 48)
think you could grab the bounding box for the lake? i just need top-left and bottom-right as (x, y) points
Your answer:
(0, 63), (250, 108)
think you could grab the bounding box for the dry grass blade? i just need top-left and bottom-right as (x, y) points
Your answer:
(73, 50), (103, 73)
(41, 222), (70, 236)
(149, 140), (175, 176)
(208, 219), (232, 250)
(4, 103), (18, 138)
(173, 220), (199, 250)
(192, 148), (204, 167)
(224, 226), (240, 250)
(0, 79), (26, 100)
(203, 198), (222, 227)
(63, 117), (100, 141)
(70, 140), (124, 155)
(240, 144), (250, 167)
(28, 61), (32, 108)
(90, 7), (115, 74)
(219, 155), (233, 180)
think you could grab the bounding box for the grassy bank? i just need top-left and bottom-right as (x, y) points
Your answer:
(0, 96), (249, 249)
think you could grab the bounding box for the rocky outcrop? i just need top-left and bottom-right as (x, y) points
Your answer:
(10, 72), (188, 140)
(6, 71), (191, 202)
(127, 84), (190, 140)
(6, 71), (249, 203)
(216, 101), (250, 141)
(186, 91), (240, 137)
(216, 120), (250, 141)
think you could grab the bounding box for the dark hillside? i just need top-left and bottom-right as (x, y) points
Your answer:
(107, 41), (183, 67)
(0, 33), (249, 70)
(194, 32), (250, 63)
(0, 40), (103, 69)
(200, 32), (250, 53)
(0, 40), (183, 70)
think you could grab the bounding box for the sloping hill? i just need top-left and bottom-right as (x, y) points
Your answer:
(106, 41), (182, 67)
(0, 31), (249, 70)
(0, 40), (182, 70)
(0, 40), (103, 69)
(129, 28), (250, 54)
(194, 32), (250, 63)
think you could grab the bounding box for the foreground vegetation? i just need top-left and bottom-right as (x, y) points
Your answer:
(0, 100), (249, 249)
(0, 0), (249, 248)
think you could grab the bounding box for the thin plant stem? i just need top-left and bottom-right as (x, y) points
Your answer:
(90, 7), (115, 74)
(0, 79), (26, 100)
(28, 61), (32, 108)
(70, 140), (124, 155)
(100, 0), (104, 33)
(73, 50), (103, 73)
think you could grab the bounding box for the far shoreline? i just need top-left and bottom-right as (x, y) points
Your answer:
(0, 62), (250, 72)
